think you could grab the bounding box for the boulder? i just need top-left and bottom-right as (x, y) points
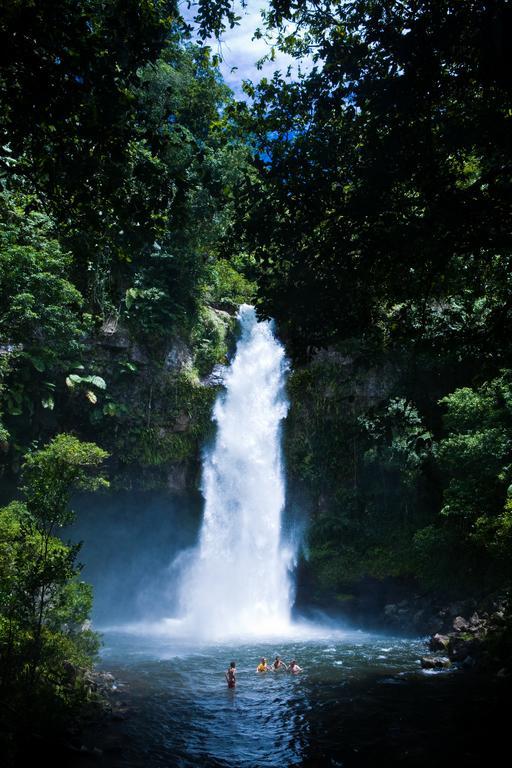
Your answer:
(429, 633), (450, 652)
(99, 321), (130, 349)
(421, 656), (451, 670)
(448, 636), (478, 661)
(453, 615), (470, 632)
(165, 340), (193, 372)
(491, 611), (505, 626)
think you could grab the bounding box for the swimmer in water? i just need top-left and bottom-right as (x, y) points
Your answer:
(225, 660), (236, 688)
(272, 655), (288, 671)
(288, 659), (302, 674)
(256, 657), (271, 672)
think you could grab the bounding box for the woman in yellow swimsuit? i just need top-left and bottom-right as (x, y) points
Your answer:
(256, 657), (270, 672)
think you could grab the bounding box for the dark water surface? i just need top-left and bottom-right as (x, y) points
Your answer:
(87, 628), (508, 768)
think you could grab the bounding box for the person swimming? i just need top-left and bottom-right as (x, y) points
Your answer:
(288, 659), (302, 674)
(256, 657), (271, 672)
(225, 660), (236, 688)
(272, 655), (287, 671)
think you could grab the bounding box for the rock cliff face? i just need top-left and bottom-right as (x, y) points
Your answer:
(0, 307), (237, 495)
(88, 308), (237, 493)
(284, 339), (410, 605)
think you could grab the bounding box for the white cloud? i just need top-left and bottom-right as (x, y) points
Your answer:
(180, 0), (310, 98)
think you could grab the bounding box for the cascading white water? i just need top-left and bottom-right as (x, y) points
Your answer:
(179, 304), (293, 638)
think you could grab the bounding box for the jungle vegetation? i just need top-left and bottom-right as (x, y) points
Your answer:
(0, 0), (511, 753)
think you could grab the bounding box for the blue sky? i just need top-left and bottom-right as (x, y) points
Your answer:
(180, 0), (307, 98)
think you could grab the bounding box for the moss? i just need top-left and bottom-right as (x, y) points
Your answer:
(108, 370), (218, 473)
(191, 306), (235, 376)
(122, 427), (197, 466)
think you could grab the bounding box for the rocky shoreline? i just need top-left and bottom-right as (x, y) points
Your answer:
(67, 669), (133, 764)
(381, 593), (511, 675)
(15, 670), (133, 767)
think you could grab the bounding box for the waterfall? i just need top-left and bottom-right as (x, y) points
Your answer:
(179, 304), (293, 638)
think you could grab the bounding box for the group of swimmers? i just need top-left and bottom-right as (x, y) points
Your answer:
(225, 656), (302, 688)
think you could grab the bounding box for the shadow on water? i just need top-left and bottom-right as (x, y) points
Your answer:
(80, 631), (510, 768)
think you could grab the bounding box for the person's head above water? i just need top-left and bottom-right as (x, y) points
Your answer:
(275, 655), (280, 660)
(230, 661), (236, 668)
(260, 657), (266, 663)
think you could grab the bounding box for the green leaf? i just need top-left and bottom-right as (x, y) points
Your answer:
(125, 287), (137, 309)
(85, 375), (106, 390)
(66, 373), (82, 388)
(30, 356), (46, 372)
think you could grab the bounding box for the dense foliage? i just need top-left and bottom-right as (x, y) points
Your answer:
(0, 1), (255, 469)
(0, 435), (107, 762)
(238, 0), (512, 357)
(1, 2), (511, 751)
(237, 0), (512, 601)
(0, 2), (254, 759)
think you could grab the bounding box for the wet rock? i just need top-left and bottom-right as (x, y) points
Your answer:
(421, 656), (451, 669)
(172, 411), (190, 432)
(384, 604), (397, 617)
(448, 636), (479, 662)
(201, 363), (228, 387)
(453, 615), (470, 632)
(313, 348), (354, 366)
(429, 633), (450, 652)
(99, 321), (130, 349)
(165, 340), (193, 372)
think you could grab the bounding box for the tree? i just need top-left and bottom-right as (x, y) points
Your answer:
(235, 1), (512, 358)
(0, 435), (108, 752)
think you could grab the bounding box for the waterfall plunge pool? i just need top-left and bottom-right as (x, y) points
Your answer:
(81, 626), (509, 768)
